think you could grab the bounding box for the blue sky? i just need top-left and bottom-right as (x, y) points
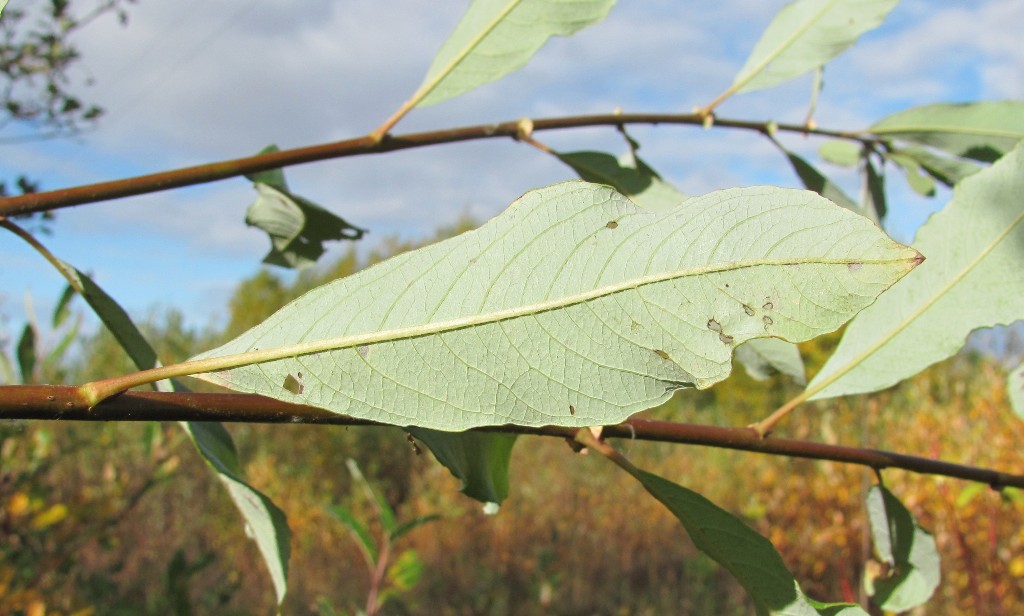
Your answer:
(2, 0), (1022, 346)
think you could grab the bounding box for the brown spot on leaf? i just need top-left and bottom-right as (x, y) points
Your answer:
(763, 301), (774, 310)
(283, 374), (304, 395)
(762, 315), (773, 330)
(358, 345), (370, 358)
(743, 304), (755, 316)
(719, 333), (734, 345)
(569, 405), (576, 416)
(707, 318), (722, 333)
(606, 220), (619, 229)
(848, 262), (863, 272)
(654, 349), (671, 360)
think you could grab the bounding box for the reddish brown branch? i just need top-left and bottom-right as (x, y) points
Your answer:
(1, 385), (1020, 489)
(0, 113), (865, 218)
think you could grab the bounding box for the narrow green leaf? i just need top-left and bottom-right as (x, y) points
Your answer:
(782, 147), (859, 212)
(818, 140), (861, 167)
(191, 181), (920, 431)
(408, 429), (517, 508)
(52, 262), (291, 606)
(51, 284), (76, 328)
(414, 0), (616, 107)
(890, 146), (982, 187)
(346, 458), (397, 534)
(1008, 361), (1024, 421)
(0, 1), (8, 18)
(735, 338), (806, 385)
(181, 422), (291, 604)
(731, 0), (898, 95)
(556, 150), (687, 212)
(885, 151), (936, 197)
(390, 514), (442, 543)
(633, 467), (867, 615)
(864, 485), (940, 611)
(16, 324), (36, 383)
(870, 101), (1024, 162)
(326, 504), (378, 567)
(807, 141), (1024, 400)
(42, 314), (80, 376)
(246, 183), (365, 270)
(860, 155), (885, 224)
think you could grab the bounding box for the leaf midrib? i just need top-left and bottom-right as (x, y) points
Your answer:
(192, 254), (914, 377)
(733, 0), (837, 91)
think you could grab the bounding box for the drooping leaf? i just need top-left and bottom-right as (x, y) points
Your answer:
(885, 151), (936, 197)
(781, 147), (859, 212)
(860, 155), (886, 224)
(245, 145), (365, 269)
(50, 261), (291, 606)
(735, 338), (806, 385)
(632, 466), (867, 615)
(864, 485), (940, 611)
(807, 141), (1024, 401)
(180, 422), (291, 604)
(190, 181), (920, 431)
(730, 0), (898, 95)
(1008, 361), (1024, 421)
(407, 429), (517, 509)
(556, 150), (687, 212)
(346, 458), (397, 533)
(818, 140), (860, 167)
(390, 514), (442, 542)
(414, 0), (616, 108)
(870, 101), (1024, 162)
(889, 146), (982, 187)
(16, 323), (36, 383)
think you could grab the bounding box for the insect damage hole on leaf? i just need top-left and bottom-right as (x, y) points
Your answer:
(742, 303), (755, 316)
(707, 318), (723, 333)
(283, 373), (304, 395)
(719, 333), (734, 345)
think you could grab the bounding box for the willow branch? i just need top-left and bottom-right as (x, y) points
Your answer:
(0, 112), (867, 218)
(2, 385), (1020, 490)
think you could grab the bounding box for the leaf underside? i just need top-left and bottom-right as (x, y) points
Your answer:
(416, 0), (616, 107)
(191, 181), (918, 432)
(808, 141), (1024, 400)
(732, 0), (898, 95)
(864, 485), (940, 611)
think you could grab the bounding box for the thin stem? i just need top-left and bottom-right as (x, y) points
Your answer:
(0, 112), (870, 218)
(0, 217), (86, 296)
(4, 385), (1023, 489)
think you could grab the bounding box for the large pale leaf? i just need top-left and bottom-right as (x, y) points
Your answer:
(870, 101), (1024, 162)
(1008, 361), (1024, 421)
(807, 141), (1024, 400)
(407, 429), (517, 509)
(557, 150), (687, 212)
(633, 467), (867, 615)
(190, 181), (919, 431)
(864, 485), (940, 611)
(414, 0), (615, 107)
(731, 0), (898, 95)
(51, 262), (291, 606)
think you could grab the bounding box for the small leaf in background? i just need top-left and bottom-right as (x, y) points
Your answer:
(884, 151), (936, 197)
(807, 141), (1024, 401)
(16, 323), (36, 383)
(632, 467), (867, 615)
(888, 145), (982, 188)
(864, 485), (940, 612)
(245, 145), (365, 270)
(818, 140), (861, 167)
(413, 0), (616, 108)
(1008, 361), (1024, 421)
(780, 146), (859, 212)
(51, 283), (76, 328)
(386, 549), (425, 593)
(729, 0), (898, 95)
(326, 504), (379, 567)
(192, 181), (920, 431)
(859, 155), (886, 224)
(735, 338), (806, 385)
(346, 458), (397, 533)
(870, 101), (1024, 162)
(407, 429), (517, 509)
(556, 150), (687, 212)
